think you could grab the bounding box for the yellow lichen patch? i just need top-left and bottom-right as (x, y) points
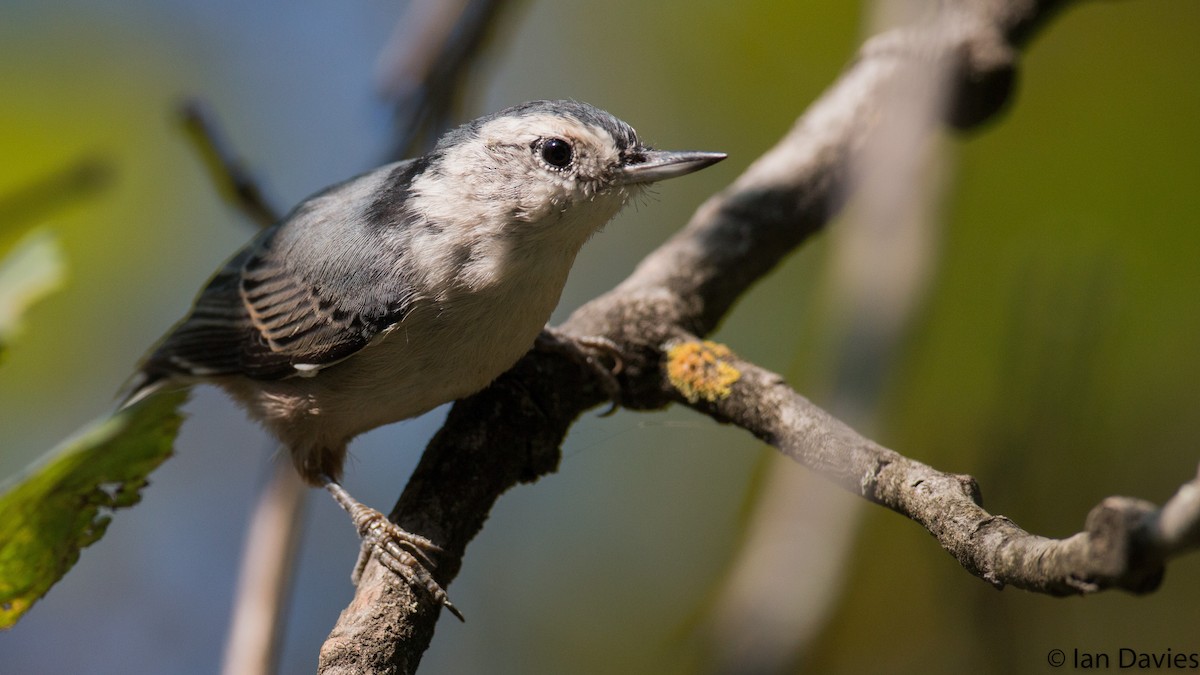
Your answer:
(666, 340), (741, 404)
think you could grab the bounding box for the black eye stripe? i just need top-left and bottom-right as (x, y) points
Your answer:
(539, 137), (573, 169)
(620, 150), (647, 165)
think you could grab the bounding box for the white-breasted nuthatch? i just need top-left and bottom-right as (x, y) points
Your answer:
(124, 99), (725, 618)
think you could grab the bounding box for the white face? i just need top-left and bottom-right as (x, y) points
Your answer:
(417, 112), (640, 231)
(481, 112), (629, 208)
(400, 109), (645, 294)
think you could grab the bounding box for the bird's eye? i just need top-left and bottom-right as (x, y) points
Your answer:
(540, 138), (573, 169)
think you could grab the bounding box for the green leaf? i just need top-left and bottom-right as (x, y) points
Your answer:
(0, 228), (66, 359)
(0, 388), (189, 629)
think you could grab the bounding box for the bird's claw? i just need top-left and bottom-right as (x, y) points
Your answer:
(325, 479), (464, 621)
(352, 511), (465, 622)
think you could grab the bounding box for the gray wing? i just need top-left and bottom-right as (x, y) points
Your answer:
(133, 159), (424, 391)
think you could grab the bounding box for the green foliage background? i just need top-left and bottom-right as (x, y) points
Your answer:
(1, 0), (1197, 673)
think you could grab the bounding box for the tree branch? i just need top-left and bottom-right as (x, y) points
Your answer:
(179, 99), (281, 228)
(317, 0), (1194, 672)
(661, 337), (1199, 596)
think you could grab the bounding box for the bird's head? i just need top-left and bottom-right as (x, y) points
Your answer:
(409, 100), (725, 242)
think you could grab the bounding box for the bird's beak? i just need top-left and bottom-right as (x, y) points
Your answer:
(617, 149), (727, 185)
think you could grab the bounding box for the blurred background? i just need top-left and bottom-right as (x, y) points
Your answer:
(2, 0), (1198, 673)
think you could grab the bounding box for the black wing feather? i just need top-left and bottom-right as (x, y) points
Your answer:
(133, 160), (422, 393)
(139, 231), (402, 384)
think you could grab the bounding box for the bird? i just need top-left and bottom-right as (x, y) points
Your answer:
(123, 99), (725, 619)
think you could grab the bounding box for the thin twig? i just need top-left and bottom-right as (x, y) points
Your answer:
(179, 99), (280, 229)
(667, 337), (1196, 595)
(220, 455), (309, 675)
(376, 0), (518, 158)
(0, 158), (113, 234)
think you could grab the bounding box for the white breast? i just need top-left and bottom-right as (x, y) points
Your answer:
(231, 235), (580, 454)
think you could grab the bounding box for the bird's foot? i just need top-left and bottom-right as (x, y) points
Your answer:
(324, 480), (464, 621)
(536, 328), (625, 416)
